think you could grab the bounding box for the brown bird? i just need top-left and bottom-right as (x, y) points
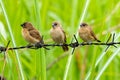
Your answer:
(21, 22), (47, 49)
(50, 21), (69, 51)
(78, 23), (101, 42)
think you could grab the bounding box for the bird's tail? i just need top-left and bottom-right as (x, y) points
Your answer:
(94, 37), (101, 42)
(96, 39), (101, 42)
(62, 44), (69, 51)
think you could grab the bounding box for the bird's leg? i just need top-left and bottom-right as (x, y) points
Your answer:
(88, 41), (92, 45)
(59, 43), (63, 46)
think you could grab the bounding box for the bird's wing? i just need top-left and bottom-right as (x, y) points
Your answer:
(29, 30), (43, 42)
(89, 26), (98, 40)
(61, 28), (67, 43)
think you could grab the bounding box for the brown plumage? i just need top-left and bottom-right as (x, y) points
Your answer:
(21, 22), (44, 44)
(20, 22), (51, 52)
(50, 21), (69, 51)
(78, 23), (101, 42)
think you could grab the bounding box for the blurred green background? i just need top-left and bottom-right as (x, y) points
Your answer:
(0, 0), (120, 80)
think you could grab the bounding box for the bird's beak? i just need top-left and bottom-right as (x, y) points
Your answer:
(52, 24), (55, 28)
(80, 24), (82, 27)
(21, 24), (24, 27)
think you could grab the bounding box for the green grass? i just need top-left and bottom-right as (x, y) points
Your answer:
(0, 0), (120, 80)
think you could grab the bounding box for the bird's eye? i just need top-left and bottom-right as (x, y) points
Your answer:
(54, 23), (57, 26)
(82, 23), (87, 26)
(80, 24), (84, 27)
(23, 23), (26, 26)
(82, 24), (85, 26)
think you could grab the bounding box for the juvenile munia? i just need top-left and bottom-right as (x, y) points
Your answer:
(21, 22), (50, 50)
(78, 23), (101, 42)
(50, 21), (69, 51)
(21, 22), (44, 44)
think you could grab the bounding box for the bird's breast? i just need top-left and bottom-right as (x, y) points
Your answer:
(50, 28), (64, 43)
(79, 28), (94, 42)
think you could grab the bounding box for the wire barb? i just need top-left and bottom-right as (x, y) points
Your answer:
(35, 36), (50, 50)
(106, 34), (112, 43)
(112, 33), (117, 48)
(70, 35), (79, 54)
(112, 33), (115, 42)
(105, 33), (117, 52)
(69, 35), (79, 48)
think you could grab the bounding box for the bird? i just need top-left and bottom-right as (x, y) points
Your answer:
(50, 21), (69, 51)
(78, 23), (101, 43)
(21, 22), (48, 49)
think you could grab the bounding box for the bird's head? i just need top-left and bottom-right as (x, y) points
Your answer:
(21, 22), (34, 30)
(80, 23), (88, 27)
(52, 21), (61, 29)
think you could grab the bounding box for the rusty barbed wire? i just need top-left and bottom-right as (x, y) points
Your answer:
(0, 33), (119, 54)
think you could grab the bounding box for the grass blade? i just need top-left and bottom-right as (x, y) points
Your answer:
(34, 0), (46, 79)
(85, 33), (120, 80)
(63, 0), (90, 79)
(0, 0), (24, 80)
(95, 48), (120, 80)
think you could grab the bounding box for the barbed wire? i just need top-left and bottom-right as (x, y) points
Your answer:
(0, 33), (119, 54)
